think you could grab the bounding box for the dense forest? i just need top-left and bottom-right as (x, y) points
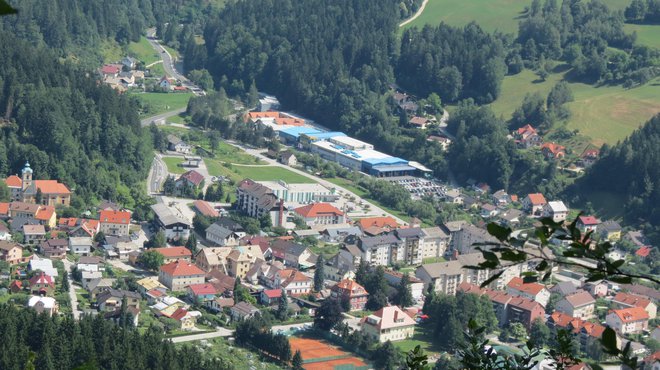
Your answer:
(625, 0), (660, 23)
(397, 23), (508, 103)
(0, 304), (226, 370)
(0, 31), (153, 210)
(576, 114), (660, 243)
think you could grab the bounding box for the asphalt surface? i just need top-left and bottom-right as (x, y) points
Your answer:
(147, 153), (167, 195)
(140, 107), (187, 127)
(62, 259), (81, 320)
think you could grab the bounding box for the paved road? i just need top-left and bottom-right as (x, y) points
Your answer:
(146, 29), (188, 83)
(140, 107), (187, 127)
(62, 259), (81, 320)
(169, 327), (235, 343)
(399, 0), (430, 27)
(147, 153), (168, 195)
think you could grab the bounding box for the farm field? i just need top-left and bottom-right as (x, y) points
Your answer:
(488, 69), (660, 146)
(133, 92), (193, 117)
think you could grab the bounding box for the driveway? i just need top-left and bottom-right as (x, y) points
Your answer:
(168, 327), (234, 343)
(62, 259), (81, 320)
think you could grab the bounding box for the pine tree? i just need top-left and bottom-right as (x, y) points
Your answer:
(393, 273), (413, 307)
(291, 350), (304, 370)
(314, 255), (325, 291)
(277, 289), (289, 321)
(61, 271), (70, 293)
(186, 234), (198, 255)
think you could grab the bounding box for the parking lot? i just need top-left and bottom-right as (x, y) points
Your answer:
(386, 176), (445, 199)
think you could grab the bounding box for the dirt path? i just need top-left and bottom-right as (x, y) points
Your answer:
(399, 0), (430, 28)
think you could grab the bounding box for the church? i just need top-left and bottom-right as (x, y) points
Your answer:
(4, 162), (71, 207)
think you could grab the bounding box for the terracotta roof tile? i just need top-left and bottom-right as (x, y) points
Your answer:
(578, 216), (600, 226)
(356, 216), (399, 230)
(526, 193), (547, 205)
(160, 261), (205, 277)
(99, 210), (131, 225)
(188, 283), (217, 296)
(5, 175), (22, 187)
(294, 203), (343, 218)
(34, 180), (70, 194)
(613, 292), (652, 309)
(154, 247), (192, 259)
(611, 307), (649, 323)
(507, 277), (547, 296)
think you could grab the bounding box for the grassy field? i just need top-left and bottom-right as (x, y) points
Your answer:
(128, 36), (160, 65)
(162, 157), (187, 174)
(133, 92), (193, 117)
(232, 165), (316, 183)
(393, 326), (441, 356)
(99, 39), (124, 64)
(488, 69), (660, 146)
(167, 113), (187, 124)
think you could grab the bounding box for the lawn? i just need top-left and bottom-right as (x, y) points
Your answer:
(231, 165), (316, 183)
(128, 36), (160, 65)
(207, 142), (266, 165)
(162, 156), (187, 174)
(487, 69), (660, 146)
(309, 242), (340, 259)
(133, 92), (193, 117)
(167, 113), (187, 124)
(422, 256), (446, 264)
(393, 326), (441, 356)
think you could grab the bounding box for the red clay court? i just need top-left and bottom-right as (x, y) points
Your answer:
(289, 337), (369, 370)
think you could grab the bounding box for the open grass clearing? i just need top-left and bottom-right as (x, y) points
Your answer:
(99, 39), (124, 64)
(162, 157), (187, 174)
(167, 113), (187, 124)
(128, 36), (160, 65)
(231, 165), (315, 183)
(133, 92), (193, 117)
(393, 326), (442, 356)
(487, 69), (660, 146)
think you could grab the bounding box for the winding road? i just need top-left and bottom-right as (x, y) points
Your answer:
(399, 0), (430, 28)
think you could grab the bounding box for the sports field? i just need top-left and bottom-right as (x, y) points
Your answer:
(289, 337), (369, 370)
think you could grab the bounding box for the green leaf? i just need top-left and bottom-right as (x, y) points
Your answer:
(487, 223), (512, 242)
(0, 0), (16, 15)
(601, 327), (619, 354)
(608, 275), (632, 284)
(535, 260), (549, 271)
(611, 259), (625, 269)
(479, 270), (504, 288)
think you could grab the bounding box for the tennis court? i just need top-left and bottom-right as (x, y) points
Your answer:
(289, 337), (369, 370)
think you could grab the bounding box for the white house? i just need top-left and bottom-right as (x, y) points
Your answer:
(205, 223), (240, 247)
(69, 237), (93, 256)
(361, 306), (416, 343)
(543, 201), (569, 223)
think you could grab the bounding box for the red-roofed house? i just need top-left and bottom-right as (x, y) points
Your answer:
(100, 64), (121, 77)
(410, 116), (431, 129)
(99, 210), (131, 237)
(260, 289), (283, 305)
(361, 305), (416, 342)
(513, 124), (542, 148)
(9, 280), (22, 293)
(579, 148), (599, 167)
(459, 283), (545, 328)
(613, 292), (657, 319)
(153, 247), (192, 264)
(606, 307), (650, 334)
(522, 193), (547, 216)
(331, 279), (369, 311)
(577, 216), (600, 233)
(170, 307), (201, 330)
(506, 277), (550, 306)
(356, 216), (399, 231)
(176, 170), (205, 189)
(636, 246), (652, 258)
(29, 272), (55, 295)
(541, 142), (566, 159)
(159, 261), (206, 291)
(193, 200), (220, 218)
(274, 269), (312, 296)
(0, 202), (8, 219)
(294, 203), (345, 226)
(0, 241), (22, 265)
(187, 283), (217, 302)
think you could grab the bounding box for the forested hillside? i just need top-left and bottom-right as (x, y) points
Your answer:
(576, 114), (660, 242)
(0, 304), (225, 370)
(0, 31), (153, 210)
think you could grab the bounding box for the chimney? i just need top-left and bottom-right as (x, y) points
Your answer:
(452, 250), (459, 260)
(278, 200), (285, 227)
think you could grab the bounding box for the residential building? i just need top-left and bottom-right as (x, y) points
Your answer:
(358, 233), (404, 266)
(187, 283), (217, 302)
(261, 289), (283, 305)
(23, 224), (46, 244)
(270, 240), (316, 269)
(230, 301), (260, 321)
(96, 289), (141, 312)
(293, 203), (345, 226)
(29, 258), (58, 277)
(192, 200), (219, 218)
(355, 216), (399, 231)
(151, 203), (191, 240)
(579, 148), (600, 167)
(153, 247), (192, 264)
(409, 116), (430, 129)
(416, 260), (463, 296)
(205, 223), (240, 247)
(498, 209), (523, 227)
(361, 306), (416, 343)
(236, 179), (283, 226)
(395, 228), (426, 265)
(274, 269), (313, 296)
(158, 261), (206, 291)
(330, 279), (369, 311)
(8, 202), (57, 228)
(278, 151), (297, 166)
(105, 306), (140, 327)
(541, 142), (566, 159)
(39, 239), (68, 259)
(194, 247), (232, 272)
(135, 276), (166, 295)
(77, 256), (105, 273)
(612, 292), (657, 319)
(550, 281), (579, 296)
(99, 210), (131, 237)
(383, 269), (425, 301)
(506, 277), (551, 306)
(513, 124), (542, 148)
(543, 201), (569, 223)
(480, 203), (499, 218)
(213, 217), (247, 238)
(577, 216), (600, 233)
(28, 296), (58, 316)
(176, 170), (205, 191)
(320, 225), (362, 243)
(0, 223), (10, 240)
(598, 221), (622, 242)
(0, 241), (23, 265)
(547, 311), (606, 355)
(167, 135), (192, 154)
(522, 193), (547, 216)
(420, 226), (449, 259)
(450, 224), (499, 255)
(555, 290), (596, 319)
(606, 307), (650, 335)
(584, 281), (608, 298)
(226, 246), (264, 279)
(255, 180), (335, 204)
(29, 272), (55, 295)
(4, 162), (71, 206)
(69, 237), (93, 256)
(459, 283), (545, 329)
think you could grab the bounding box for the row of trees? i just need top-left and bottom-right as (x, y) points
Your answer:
(234, 315), (292, 364)
(0, 304), (227, 370)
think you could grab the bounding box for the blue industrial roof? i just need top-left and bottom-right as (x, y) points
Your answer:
(279, 127), (323, 138)
(304, 131), (346, 140)
(362, 156), (409, 166)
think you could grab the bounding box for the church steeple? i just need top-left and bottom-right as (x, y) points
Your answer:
(21, 161), (33, 190)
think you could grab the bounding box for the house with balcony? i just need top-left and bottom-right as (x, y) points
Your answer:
(361, 305), (416, 343)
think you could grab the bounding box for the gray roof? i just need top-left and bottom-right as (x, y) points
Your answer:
(78, 256), (104, 265)
(499, 209), (523, 222)
(359, 233), (401, 250)
(205, 223), (235, 239)
(323, 226), (362, 239)
(444, 221), (466, 233)
(456, 253), (486, 267)
(97, 289), (141, 303)
(151, 203), (190, 226)
(395, 227), (425, 239)
(550, 281), (579, 295)
(417, 260), (463, 279)
(214, 217), (245, 233)
(231, 301), (260, 315)
(422, 226), (449, 239)
(167, 134), (182, 145)
(599, 220), (622, 232)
